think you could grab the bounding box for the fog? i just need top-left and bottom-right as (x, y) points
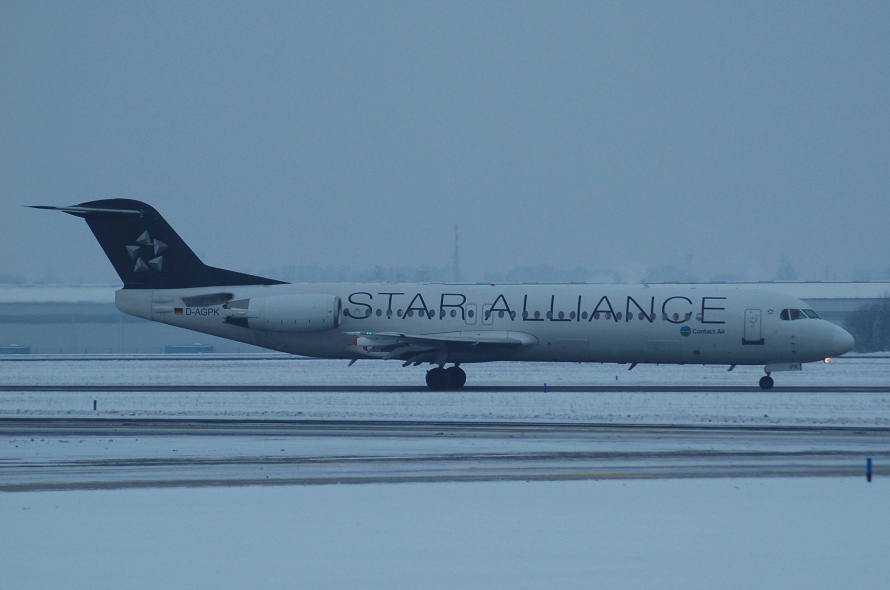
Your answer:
(2, 2), (889, 285)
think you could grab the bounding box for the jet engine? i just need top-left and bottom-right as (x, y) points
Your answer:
(224, 294), (341, 333)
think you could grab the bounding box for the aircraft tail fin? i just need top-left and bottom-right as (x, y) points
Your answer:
(31, 199), (286, 289)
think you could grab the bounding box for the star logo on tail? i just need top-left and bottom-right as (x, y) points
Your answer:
(126, 231), (167, 273)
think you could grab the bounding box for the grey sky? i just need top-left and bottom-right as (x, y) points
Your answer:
(2, 2), (888, 285)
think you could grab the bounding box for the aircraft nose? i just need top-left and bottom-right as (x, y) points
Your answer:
(831, 325), (855, 357)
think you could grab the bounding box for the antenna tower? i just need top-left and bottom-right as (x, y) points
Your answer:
(453, 224), (461, 282)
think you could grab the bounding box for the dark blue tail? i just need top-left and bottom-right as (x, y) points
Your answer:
(32, 199), (286, 289)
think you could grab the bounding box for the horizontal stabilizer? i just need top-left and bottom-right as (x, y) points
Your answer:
(28, 205), (144, 217)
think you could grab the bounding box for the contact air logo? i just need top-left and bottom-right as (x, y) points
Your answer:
(126, 231), (167, 273)
(680, 326), (692, 337)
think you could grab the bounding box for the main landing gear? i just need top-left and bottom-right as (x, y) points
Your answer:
(759, 374), (774, 390)
(426, 365), (467, 390)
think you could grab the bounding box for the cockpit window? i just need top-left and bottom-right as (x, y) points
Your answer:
(780, 308), (816, 321)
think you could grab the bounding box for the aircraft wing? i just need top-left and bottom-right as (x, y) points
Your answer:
(348, 330), (538, 365)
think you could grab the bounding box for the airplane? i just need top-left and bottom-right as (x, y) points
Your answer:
(32, 199), (854, 390)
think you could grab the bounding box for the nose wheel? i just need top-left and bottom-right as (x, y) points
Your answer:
(759, 374), (774, 390)
(426, 365), (467, 390)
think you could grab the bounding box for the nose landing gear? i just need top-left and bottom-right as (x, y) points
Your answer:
(426, 365), (467, 390)
(759, 373), (774, 390)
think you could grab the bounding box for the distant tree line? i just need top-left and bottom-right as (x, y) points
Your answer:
(844, 297), (890, 352)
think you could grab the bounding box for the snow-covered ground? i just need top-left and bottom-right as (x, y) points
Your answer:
(2, 355), (888, 426)
(2, 355), (888, 589)
(2, 478), (887, 590)
(7, 353), (885, 388)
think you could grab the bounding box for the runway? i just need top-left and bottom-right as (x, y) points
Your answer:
(4, 383), (890, 393)
(3, 416), (888, 436)
(3, 418), (887, 491)
(3, 356), (889, 491)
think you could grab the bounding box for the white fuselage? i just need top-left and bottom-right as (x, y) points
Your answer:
(116, 283), (852, 366)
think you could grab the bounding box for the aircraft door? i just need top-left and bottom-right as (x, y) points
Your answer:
(743, 309), (764, 345)
(465, 303), (477, 325)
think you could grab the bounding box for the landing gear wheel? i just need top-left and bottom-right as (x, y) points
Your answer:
(426, 366), (466, 390)
(426, 367), (448, 390)
(445, 366), (467, 389)
(759, 375), (774, 390)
